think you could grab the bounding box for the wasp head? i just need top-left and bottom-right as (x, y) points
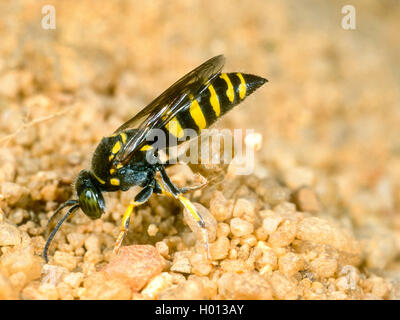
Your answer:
(75, 170), (105, 219)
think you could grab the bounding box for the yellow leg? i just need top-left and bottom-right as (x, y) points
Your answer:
(113, 201), (140, 254)
(157, 179), (210, 259)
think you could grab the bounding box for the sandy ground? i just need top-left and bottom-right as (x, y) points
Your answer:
(0, 0), (399, 299)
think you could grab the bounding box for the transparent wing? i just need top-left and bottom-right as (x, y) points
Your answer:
(113, 54), (225, 166)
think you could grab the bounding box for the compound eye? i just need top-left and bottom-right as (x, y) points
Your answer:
(79, 188), (105, 219)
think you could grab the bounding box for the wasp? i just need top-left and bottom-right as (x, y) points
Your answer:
(43, 55), (267, 262)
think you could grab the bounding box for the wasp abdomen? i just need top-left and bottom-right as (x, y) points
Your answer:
(165, 72), (266, 139)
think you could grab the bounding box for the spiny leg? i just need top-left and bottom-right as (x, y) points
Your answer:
(113, 185), (153, 254)
(157, 166), (210, 259)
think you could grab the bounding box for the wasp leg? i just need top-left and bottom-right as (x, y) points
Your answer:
(113, 185), (153, 254)
(157, 166), (210, 259)
(179, 176), (208, 194)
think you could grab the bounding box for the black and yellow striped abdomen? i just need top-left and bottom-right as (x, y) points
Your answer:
(164, 72), (267, 140)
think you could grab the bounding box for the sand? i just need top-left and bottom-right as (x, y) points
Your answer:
(0, 0), (399, 300)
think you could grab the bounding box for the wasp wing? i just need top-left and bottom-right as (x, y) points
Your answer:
(113, 54), (225, 166)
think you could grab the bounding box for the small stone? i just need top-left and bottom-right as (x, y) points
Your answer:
(41, 264), (69, 286)
(296, 217), (361, 265)
(53, 251), (77, 271)
(0, 272), (18, 299)
(261, 210), (283, 235)
(220, 259), (253, 273)
(56, 282), (74, 300)
(278, 252), (304, 277)
(209, 191), (233, 222)
(1, 182), (27, 206)
(362, 276), (390, 299)
(147, 224), (159, 236)
(159, 279), (208, 300)
(270, 271), (299, 300)
(216, 223), (230, 238)
(230, 218), (254, 237)
(84, 235), (100, 252)
(217, 272), (273, 299)
(62, 272), (84, 288)
(190, 253), (212, 276)
(66, 232), (86, 250)
(284, 167), (315, 189)
(38, 283), (59, 300)
(232, 198), (256, 223)
(293, 187), (321, 213)
(210, 236), (230, 260)
(0, 247), (42, 286)
(141, 272), (173, 299)
(258, 179), (291, 206)
(82, 272), (132, 300)
(102, 245), (166, 291)
(0, 223), (21, 246)
(155, 241), (169, 258)
(171, 257), (191, 274)
(188, 275), (217, 299)
(310, 255), (337, 279)
(268, 220), (296, 248)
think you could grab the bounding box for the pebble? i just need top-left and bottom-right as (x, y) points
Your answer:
(159, 279), (207, 300)
(261, 210), (283, 235)
(217, 272), (273, 299)
(102, 245), (166, 291)
(293, 187), (321, 213)
(296, 217), (361, 265)
(171, 257), (191, 274)
(53, 251), (78, 271)
(82, 272), (132, 300)
(0, 272), (18, 299)
(230, 218), (254, 237)
(1, 182), (27, 206)
(278, 252), (304, 277)
(0, 247), (42, 287)
(0, 223), (21, 246)
(268, 220), (296, 248)
(310, 255), (338, 279)
(284, 167), (315, 189)
(210, 236), (230, 260)
(270, 271), (299, 300)
(141, 272), (173, 299)
(209, 191), (234, 222)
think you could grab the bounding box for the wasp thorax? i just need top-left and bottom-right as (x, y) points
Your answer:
(75, 170), (105, 219)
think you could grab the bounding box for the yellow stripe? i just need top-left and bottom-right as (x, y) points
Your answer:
(220, 73), (234, 103)
(116, 163), (123, 169)
(165, 117), (184, 139)
(110, 178), (120, 186)
(110, 168), (116, 174)
(190, 100), (206, 130)
(93, 172), (105, 185)
(140, 145), (153, 151)
(236, 73), (246, 99)
(208, 84), (220, 117)
(177, 194), (201, 223)
(120, 132), (127, 144)
(111, 141), (121, 154)
(109, 154), (114, 161)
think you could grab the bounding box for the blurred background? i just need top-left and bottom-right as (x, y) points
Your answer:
(0, 0), (399, 299)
